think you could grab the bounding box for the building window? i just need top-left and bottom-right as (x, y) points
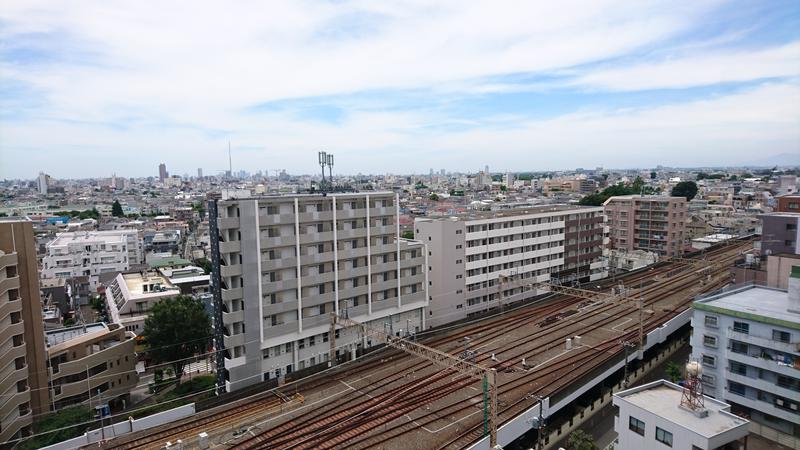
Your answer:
(628, 416), (645, 436)
(655, 427), (673, 447)
(701, 374), (715, 387)
(732, 321), (749, 334)
(730, 361), (747, 376)
(730, 340), (748, 354)
(702, 335), (717, 348)
(772, 330), (791, 343)
(704, 315), (718, 328)
(702, 354), (715, 368)
(729, 381), (746, 396)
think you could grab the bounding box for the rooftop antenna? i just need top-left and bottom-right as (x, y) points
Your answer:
(228, 141), (232, 178)
(680, 360), (708, 417)
(327, 153), (334, 186)
(318, 151), (327, 186)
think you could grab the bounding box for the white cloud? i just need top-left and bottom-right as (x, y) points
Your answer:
(571, 41), (800, 91)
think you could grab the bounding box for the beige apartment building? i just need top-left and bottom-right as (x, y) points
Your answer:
(105, 270), (181, 334)
(46, 323), (138, 410)
(209, 192), (428, 392)
(604, 195), (687, 257)
(0, 218), (49, 443)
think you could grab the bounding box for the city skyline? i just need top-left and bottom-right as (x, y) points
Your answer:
(1, 1), (799, 178)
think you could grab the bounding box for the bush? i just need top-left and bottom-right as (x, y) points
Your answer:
(19, 406), (93, 450)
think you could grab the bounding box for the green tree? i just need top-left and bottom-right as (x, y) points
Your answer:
(111, 200), (124, 217)
(696, 172), (709, 180)
(195, 258), (212, 274)
(500, 185), (507, 192)
(665, 361), (682, 383)
(650, 171), (657, 179)
(429, 193), (439, 201)
(401, 231), (414, 239)
(671, 181), (698, 201)
(578, 193), (607, 206)
(19, 406), (93, 449)
(143, 295), (211, 384)
(567, 429), (599, 450)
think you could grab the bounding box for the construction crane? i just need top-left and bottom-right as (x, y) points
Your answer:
(329, 313), (500, 448)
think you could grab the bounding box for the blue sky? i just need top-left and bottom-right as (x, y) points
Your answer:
(0, 0), (798, 179)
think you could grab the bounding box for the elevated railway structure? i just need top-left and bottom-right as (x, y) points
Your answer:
(102, 238), (752, 450)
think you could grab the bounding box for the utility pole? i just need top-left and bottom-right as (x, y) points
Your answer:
(329, 313), (337, 367)
(621, 340), (636, 388)
(638, 297), (645, 357)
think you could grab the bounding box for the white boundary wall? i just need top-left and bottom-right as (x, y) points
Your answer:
(40, 404), (195, 450)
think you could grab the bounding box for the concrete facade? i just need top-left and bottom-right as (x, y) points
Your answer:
(42, 230), (143, 290)
(211, 192), (428, 392)
(604, 195), (687, 257)
(415, 205), (606, 328)
(46, 323), (138, 410)
(105, 271), (181, 334)
(0, 219), (50, 436)
(691, 281), (800, 437)
(759, 212), (800, 256)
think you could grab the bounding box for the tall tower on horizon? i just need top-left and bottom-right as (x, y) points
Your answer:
(159, 163), (168, 183)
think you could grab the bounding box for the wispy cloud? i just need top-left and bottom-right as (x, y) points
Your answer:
(0, 0), (798, 177)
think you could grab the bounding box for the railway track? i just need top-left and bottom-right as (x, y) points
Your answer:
(226, 240), (750, 449)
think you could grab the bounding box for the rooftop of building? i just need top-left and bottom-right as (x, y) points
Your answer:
(0, 216), (32, 223)
(148, 256), (191, 269)
(758, 212), (800, 219)
(218, 190), (396, 203)
(49, 229), (135, 246)
(120, 271), (179, 296)
(603, 194), (686, 203)
(414, 204), (600, 222)
(614, 380), (748, 438)
(45, 322), (108, 347)
(694, 284), (800, 331)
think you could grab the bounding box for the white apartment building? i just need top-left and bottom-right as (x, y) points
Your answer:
(613, 380), (749, 450)
(209, 192), (428, 392)
(691, 269), (800, 439)
(42, 230), (143, 290)
(415, 205), (606, 328)
(105, 271), (181, 334)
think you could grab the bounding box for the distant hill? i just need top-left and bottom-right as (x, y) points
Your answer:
(746, 152), (800, 168)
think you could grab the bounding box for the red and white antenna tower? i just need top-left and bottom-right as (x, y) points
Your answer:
(680, 360), (707, 416)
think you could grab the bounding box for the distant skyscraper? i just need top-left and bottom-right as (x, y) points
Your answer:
(197, 168), (203, 178)
(37, 172), (50, 195)
(159, 163), (168, 183)
(485, 165), (489, 174)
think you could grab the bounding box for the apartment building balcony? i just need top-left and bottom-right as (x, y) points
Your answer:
(400, 257), (424, 270)
(726, 371), (800, 403)
(299, 252), (334, 266)
(369, 206), (394, 218)
(263, 322), (299, 339)
(337, 208), (367, 219)
(262, 235), (297, 248)
(301, 314), (331, 330)
(259, 212), (296, 226)
(728, 329), (800, 354)
(219, 240), (241, 254)
(336, 284), (370, 298)
(267, 278), (298, 292)
(221, 287), (243, 301)
(221, 265), (242, 278)
(0, 321), (24, 347)
(400, 273), (425, 287)
(0, 343), (26, 369)
(262, 257), (297, 271)
(724, 389), (799, 424)
(218, 217), (240, 229)
(0, 275), (20, 297)
(223, 332), (245, 349)
(299, 230), (334, 245)
(371, 225), (396, 236)
(339, 265), (369, 279)
(401, 292), (426, 307)
(335, 228), (368, 240)
(0, 299), (21, 322)
(222, 309), (244, 325)
(0, 388), (30, 421)
(726, 350), (799, 379)
(336, 247), (369, 260)
(302, 292), (335, 308)
(263, 300), (300, 315)
(372, 298), (399, 314)
(298, 211), (333, 223)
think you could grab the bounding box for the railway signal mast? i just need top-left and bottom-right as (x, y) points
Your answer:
(330, 313), (500, 448)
